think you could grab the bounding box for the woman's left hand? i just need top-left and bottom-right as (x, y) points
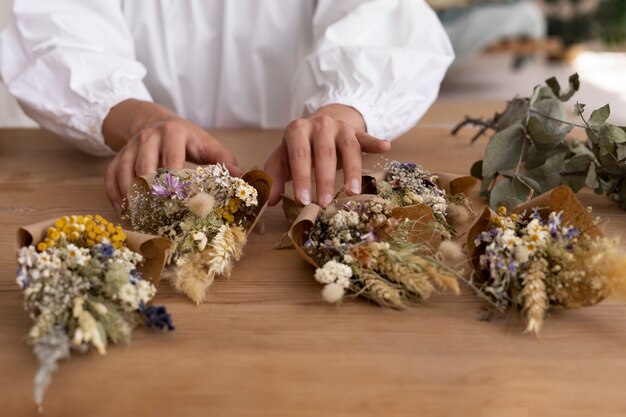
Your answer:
(264, 104), (390, 208)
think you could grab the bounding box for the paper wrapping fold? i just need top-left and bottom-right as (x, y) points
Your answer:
(282, 170), (478, 223)
(466, 185), (603, 286)
(17, 219), (172, 286)
(287, 195), (445, 269)
(126, 168), (273, 237)
(361, 170), (478, 197)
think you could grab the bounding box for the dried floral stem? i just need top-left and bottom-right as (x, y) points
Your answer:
(521, 258), (548, 336)
(357, 268), (407, 309)
(376, 250), (434, 299)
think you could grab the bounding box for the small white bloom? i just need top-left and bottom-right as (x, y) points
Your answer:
(322, 283), (345, 303)
(514, 245), (531, 264)
(437, 240), (464, 260)
(314, 260), (353, 287)
(193, 231), (209, 251)
(136, 280), (156, 304)
(118, 283), (139, 309)
(186, 192), (216, 218)
(17, 246), (38, 268)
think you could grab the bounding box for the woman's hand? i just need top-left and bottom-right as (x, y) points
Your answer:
(264, 104), (390, 207)
(102, 99), (240, 212)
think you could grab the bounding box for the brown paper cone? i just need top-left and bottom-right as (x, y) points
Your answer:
(513, 185), (601, 238)
(17, 218), (172, 286)
(287, 204), (322, 268)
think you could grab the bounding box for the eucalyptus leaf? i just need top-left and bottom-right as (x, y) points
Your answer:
(597, 152), (624, 176)
(494, 98), (530, 131)
(526, 116), (563, 150)
(585, 162), (599, 189)
(517, 175), (543, 194)
(559, 73), (580, 101)
(482, 122), (526, 180)
(602, 124), (626, 144)
(545, 76), (561, 97)
(525, 152), (568, 193)
(589, 104), (610, 126)
(530, 85), (557, 106)
(530, 98), (573, 136)
(574, 102), (586, 116)
(489, 177), (532, 210)
(470, 160), (483, 179)
(524, 143), (569, 170)
(561, 154), (593, 192)
(617, 144), (626, 161)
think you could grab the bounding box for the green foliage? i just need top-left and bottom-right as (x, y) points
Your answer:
(457, 73), (626, 210)
(546, 0), (626, 46)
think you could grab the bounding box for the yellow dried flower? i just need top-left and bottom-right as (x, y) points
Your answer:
(36, 214), (127, 251)
(497, 206), (507, 216)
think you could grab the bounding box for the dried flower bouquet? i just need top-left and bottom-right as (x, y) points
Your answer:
(468, 186), (626, 335)
(16, 215), (173, 407)
(288, 196), (463, 308)
(363, 160), (477, 237)
(124, 164), (271, 304)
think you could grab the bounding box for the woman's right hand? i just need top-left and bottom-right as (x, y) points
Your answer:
(102, 99), (240, 213)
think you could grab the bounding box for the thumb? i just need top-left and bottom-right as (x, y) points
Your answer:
(356, 131), (391, 154)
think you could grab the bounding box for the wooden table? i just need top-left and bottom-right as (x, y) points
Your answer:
(2, 113), (626, 417)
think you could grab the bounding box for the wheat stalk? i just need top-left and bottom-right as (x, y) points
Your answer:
(357, 268), (407, 309)
(375, 250), (434, 300)
(521, 258), (548, 336)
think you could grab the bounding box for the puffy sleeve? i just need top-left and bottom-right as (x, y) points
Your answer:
(0, 0), (152, 156)
(292, 0), (454, 140)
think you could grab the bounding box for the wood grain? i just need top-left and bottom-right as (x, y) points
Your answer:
(2, 122), (626, 417)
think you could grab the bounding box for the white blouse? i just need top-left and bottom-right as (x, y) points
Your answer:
(0, 0), (454, 156)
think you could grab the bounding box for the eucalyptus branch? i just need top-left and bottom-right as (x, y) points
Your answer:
(515, 133), (529, 176)
(576, 106), (602, 142)
(528, 109), (587, 129)
(451, 116), (496, 142)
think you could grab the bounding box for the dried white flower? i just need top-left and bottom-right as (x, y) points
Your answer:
(118, 283), (139, 309)
(314, 261), (353, 288)
(322, 283), (345, 303)
(437, 240), (464, 261)
(193, 231), (209, 251)
(186, 192), (215, 218)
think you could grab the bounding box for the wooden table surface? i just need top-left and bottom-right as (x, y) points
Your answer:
(2, 105), (626, 417)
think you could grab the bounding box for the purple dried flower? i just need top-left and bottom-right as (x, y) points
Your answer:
(152, 172), (190, 200)
(140, 303), (175, 331)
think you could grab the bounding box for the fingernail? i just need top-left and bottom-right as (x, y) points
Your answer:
(114, 201), (122, 214)
(298, 189), (311, 205)
(349, 179), (361, 195)
(320, 194), (333, 207)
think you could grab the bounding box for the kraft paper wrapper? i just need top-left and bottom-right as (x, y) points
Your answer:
(126, 168), (273, 237)
(466, 185), (603, 283)
(287, 195), (443, 269)
(282, 170), (478, 223)
(361, 170), (478, 197)
(17, 219), (172, 286)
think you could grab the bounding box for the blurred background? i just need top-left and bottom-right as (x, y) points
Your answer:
(1, 0), (625, 127)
